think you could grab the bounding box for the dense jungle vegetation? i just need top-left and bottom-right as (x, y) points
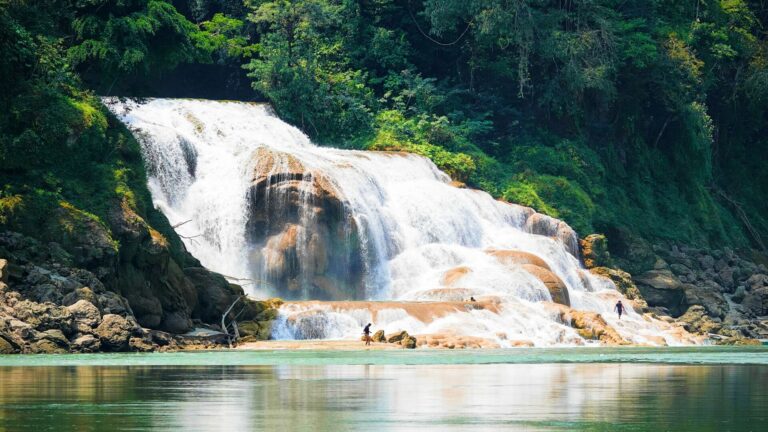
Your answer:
(1, 0), (768, 254)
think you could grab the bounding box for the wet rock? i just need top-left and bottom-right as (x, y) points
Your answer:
(441, 266), (472, 286)
(246, 148), (365, 300)
(634, 270), (687, 316)
(522, 213), (580, 258)
(486, 249), (552, 270)
(521, 264), (570, 306)
(238, 320), (273, 340)
(550, 305), (625, 344)
(580, 234), (611, 269)
(95, 314), (136, 351)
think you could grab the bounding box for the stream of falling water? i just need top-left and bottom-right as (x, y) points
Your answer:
(105, 98), (696, 347)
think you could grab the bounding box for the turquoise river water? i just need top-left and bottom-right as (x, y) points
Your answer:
(0, 347), (766, 431)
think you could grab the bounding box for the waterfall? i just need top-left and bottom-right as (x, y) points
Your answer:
(105, 98), (696, 346)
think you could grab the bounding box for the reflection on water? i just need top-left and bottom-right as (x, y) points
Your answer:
(0, 364), (765, 431)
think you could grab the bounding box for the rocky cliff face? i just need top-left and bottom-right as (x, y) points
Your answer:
(246, 148), (365, 300)
(582, 233), (768, 342)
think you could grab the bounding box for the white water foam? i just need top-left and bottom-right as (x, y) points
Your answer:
(105, 98), (695, 346)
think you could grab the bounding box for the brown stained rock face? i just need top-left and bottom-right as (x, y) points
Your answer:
(485, 249), (570, 306)
(486, 249), (552, 270)
(441, 266), (472, 286)
(521, 264), (571, 306)
(522, 212), (580, 258)
(247, 147), (365, 300)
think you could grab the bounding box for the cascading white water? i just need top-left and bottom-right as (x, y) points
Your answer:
(105, 98), (696, 347)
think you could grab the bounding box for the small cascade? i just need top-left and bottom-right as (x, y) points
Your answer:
(106, 98), (697, 346)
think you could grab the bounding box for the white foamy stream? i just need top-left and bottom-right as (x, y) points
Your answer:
(105, 98), (694, 347)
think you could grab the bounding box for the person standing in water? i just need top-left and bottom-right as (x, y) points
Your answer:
(614, 300), (624, 320)
(363, 323), (372, 346)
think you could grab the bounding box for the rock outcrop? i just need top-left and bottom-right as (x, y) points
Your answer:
(0, 231), (279, 353)
(580, 234), (611, 269)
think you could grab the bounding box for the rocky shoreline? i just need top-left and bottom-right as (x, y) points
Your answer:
(0, 230), (279, 354)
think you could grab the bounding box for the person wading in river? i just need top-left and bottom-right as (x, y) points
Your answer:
(614, 300), (625, 320)
(363, 323), (372, 346)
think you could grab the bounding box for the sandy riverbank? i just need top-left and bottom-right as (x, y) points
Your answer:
(236, 340), (405, 350)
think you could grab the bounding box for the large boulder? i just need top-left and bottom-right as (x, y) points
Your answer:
(683, 283), (728, 319)
(387, 330), (409, 344)
(246, 148), (365, 300)
(742, 287), (768, 317)
(95, 314), (136, 351)
(634, 270), (687, 316)
(67, 300), (101, 328)
(606, 228), (656, 274)
(401, 335), (417, 349)
(372, 329), (386, 343)
(678, 305), (722, 334)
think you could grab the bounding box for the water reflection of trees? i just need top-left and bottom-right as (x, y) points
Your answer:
(0, 364), (764, 431)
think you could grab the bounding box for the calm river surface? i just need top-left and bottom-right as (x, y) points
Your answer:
(0, 347), (766, 431)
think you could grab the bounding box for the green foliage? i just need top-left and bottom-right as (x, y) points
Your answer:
(368, 110), (476, 181)
(68, 0), (201, 87)
(3, 0), (768, 253)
